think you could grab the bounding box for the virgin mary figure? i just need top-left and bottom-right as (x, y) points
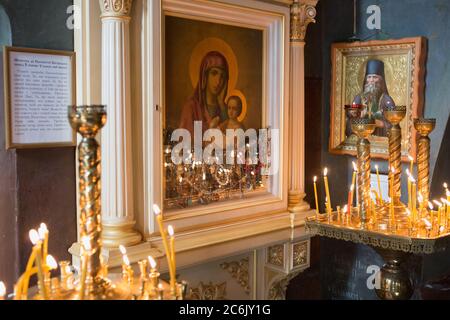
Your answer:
(179, 51), (229, 136)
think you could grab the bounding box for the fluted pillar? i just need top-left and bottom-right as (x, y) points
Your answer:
(99, 0), (141, 247)
(288, 0), (317, 213)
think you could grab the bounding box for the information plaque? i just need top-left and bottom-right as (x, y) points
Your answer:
(3, 46), (76, 149)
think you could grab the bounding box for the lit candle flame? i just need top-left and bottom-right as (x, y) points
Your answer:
(352, 161), (357, 172)
(375, 164), (378, 170)
(350, 184), (354, 192)
(343, 205), (348, 213)
(119, 245), (127, 255)
(406, 168), (411, 177)
(409, 176), (416, 183)
(428, 202), (434, 210)
(38, 223), (48, 240)
(29, 229), (40, 245)
(46, 255), (58, 270)
(0, 282), (5, 297)
(153, 204), (161, 216)
(324, 168), (328, 176)
(158, 283), (163, 290)
(408, 155), (414, 162)
(148, 256), (157, 270)
(168, 225), (174, 237)
(406, 208), (411, 217)
(441, 198), (447, 205)
(313, 176), (317, 183)
(123, 255), (130, 266)
(444, 182), (448, 189)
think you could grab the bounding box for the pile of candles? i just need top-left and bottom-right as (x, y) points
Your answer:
(117, 204), (180, 300)
(0, 223), (72, 300)
(311, 160), (450, 238)
(1, 210), (185, 300)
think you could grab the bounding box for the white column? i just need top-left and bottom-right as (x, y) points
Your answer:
(288, 0), (318, 213)
(99, 0), (141, 247)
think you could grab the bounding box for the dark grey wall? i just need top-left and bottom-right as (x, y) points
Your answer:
(0, 4), (18, 294)
(0, 0), (76, 293)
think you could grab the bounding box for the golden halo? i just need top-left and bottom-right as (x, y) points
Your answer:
(227, 89), (247, 123)
(189, 37), (238, 92)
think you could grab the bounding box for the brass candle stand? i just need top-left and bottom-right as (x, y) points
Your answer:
(5, 106), (188, 301)
(306, 109), (450, 300)
(414, 118), (436, 205)
(351, 118), (376, 228)
(385, 106), (407, 204)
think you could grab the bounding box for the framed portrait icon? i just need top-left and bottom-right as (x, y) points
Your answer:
(329, 37), (427, 161)
(158, 0), (289, 219)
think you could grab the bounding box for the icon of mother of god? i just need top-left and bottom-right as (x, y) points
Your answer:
(179, 51), (230, 136)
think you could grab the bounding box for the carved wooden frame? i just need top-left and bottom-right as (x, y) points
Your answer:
(131, 0), (290, 238)
(329, 37), (427, 161)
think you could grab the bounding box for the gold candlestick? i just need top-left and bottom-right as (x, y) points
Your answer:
(69, 105), (131, 300)
(351, 118), (376, 228)
(384, 106), (406, 204)
(148, 256), (160, 297)
(414, 118), (436, 205)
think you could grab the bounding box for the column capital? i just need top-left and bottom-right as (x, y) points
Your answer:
(99, 0), (133, 18)
(290, 0), (318, 42)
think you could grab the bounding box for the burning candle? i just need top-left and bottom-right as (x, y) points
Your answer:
(168, 225), (177, 293)
(323, 168), (332, 215)
(313, 176), (319, 217)
(406, 169), (412, 212)
(375, 165), (382, 201)
(21, 230), (41, 299)
(32, 230), (48, 300)
(38, 223), (49, 263)
(343, 205), (348, 222)
(443, 183), (449, 196)
(434, 200), (443, 228)
(348, 184), (354, 213)
(410, 176), (417, 225)
(148, 256), (159, 295)
(352, 161), (357, 188)
(408, 155), (414, 176)
(443, 199), (450, 231)
(119, 245), (133, 282)
(0, 282), (5, 300)
(45, 255), (57, 293)
(153, 205), (174, 291)
(440, 198), (448, 230)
